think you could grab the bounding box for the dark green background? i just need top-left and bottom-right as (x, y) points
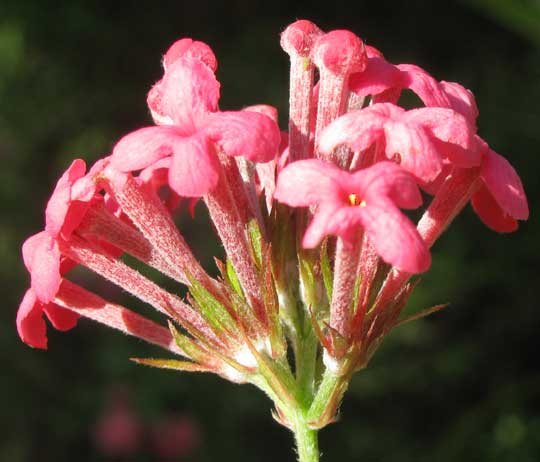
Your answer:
(1, 1), (539, 460)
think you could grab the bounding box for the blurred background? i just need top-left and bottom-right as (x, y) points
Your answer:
(1, 0), (539, 460)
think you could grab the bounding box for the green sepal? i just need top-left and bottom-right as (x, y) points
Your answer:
(248, 218), (264, 269)
(262, 244), (287, 358)
(226, 259), (244, 299)
(169, 320), (253, 377)
(320, 239), (333, 302)
(395, 303), (449, 327)
(131, 357), (215, 373)
(168, 320), (216, 365)
(187, 274), (238, 338)
(229, 290), (266, 342)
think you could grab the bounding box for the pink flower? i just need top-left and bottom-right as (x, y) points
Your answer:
(110, 46), (281, 197)
(17, 159), (106, 347)
(318, 102), (477, 182)
(471, 138), (529, 232)
(22, 159), (97, 303)
(274, 159), (431, 273)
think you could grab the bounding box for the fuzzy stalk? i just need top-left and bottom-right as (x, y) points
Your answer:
(78, 202), (184, 283)
(61, 234), (223, 346)
(329, 235), (362, 341)
(204, 159), (266, 324)
(292, 413), (320, 462)
(376, 166), (481, 311)
(280, 20), (322, 161)
(54, 279), (183, 355)
(104, 170), (214, 290)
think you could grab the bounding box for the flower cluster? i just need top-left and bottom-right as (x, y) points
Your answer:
(17, 19), (528, 461)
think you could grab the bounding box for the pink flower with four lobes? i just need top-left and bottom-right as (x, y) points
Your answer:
(17, 159), (100, 348)
(110, 41), (281, 198)
(274, 159), (431, 273)
(318, 102), (478, 183)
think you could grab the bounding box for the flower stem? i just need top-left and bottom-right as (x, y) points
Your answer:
(292, 413), (320, 462)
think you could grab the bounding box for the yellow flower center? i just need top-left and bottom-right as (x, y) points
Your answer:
(348, 194), (366, 207)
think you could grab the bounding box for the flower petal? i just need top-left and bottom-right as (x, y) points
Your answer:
(359, 199), (431, 273)
(274, 159), (346, 208)
(349, 57), (403, 97)
(384, 120), (442, 182)
(403, 107), (475, 152)
(45, 159), (87, 236)
(160, 58), (220, 129)
(22, 232), (61, 304)
(397, 64), (451, 107)
(472, 190), (516, 232)
(43, 303), (79, 331)
(163, 38), (218, 72)
(318, 106), (389, 155)
(203, 111), (281, 163)
(303, 204), (350, 248)
(111, 126), (188, 172)
(168, 135), (220, 197)
(481, 148), (529, 220)
(17, 290), (47, 349)
(440, 81), (478, 126)
(352, 161), (423, 209)
(471, 185), (518, 232)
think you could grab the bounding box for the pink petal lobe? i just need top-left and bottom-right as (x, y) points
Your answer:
(384, 120), (442, 182)
(203, 111), (281, 163)
(397, 64), (450, 107)
(349, 57), (403, 97)
(274, 159), (345, 208)
(160, 58), (220, 129)
(359, 199), (431, 273)
(17, 290), (47, 349)
(403, 107), (474, 152)
(243, 104), (279, 122)
(45, 159), (87, 236)
(27, 232), (61, 303)
(440, 81), (479, 126)
(43, 303), (79, 331)
(168, 135), (220, 197)
(318, 107), (387, 155)
(302, 204), (344, 248)
(471, 185), (518, 232)
(111, 126), (187, 172)
(352, 161), (423, 209)
(481, 148), (529, 220)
